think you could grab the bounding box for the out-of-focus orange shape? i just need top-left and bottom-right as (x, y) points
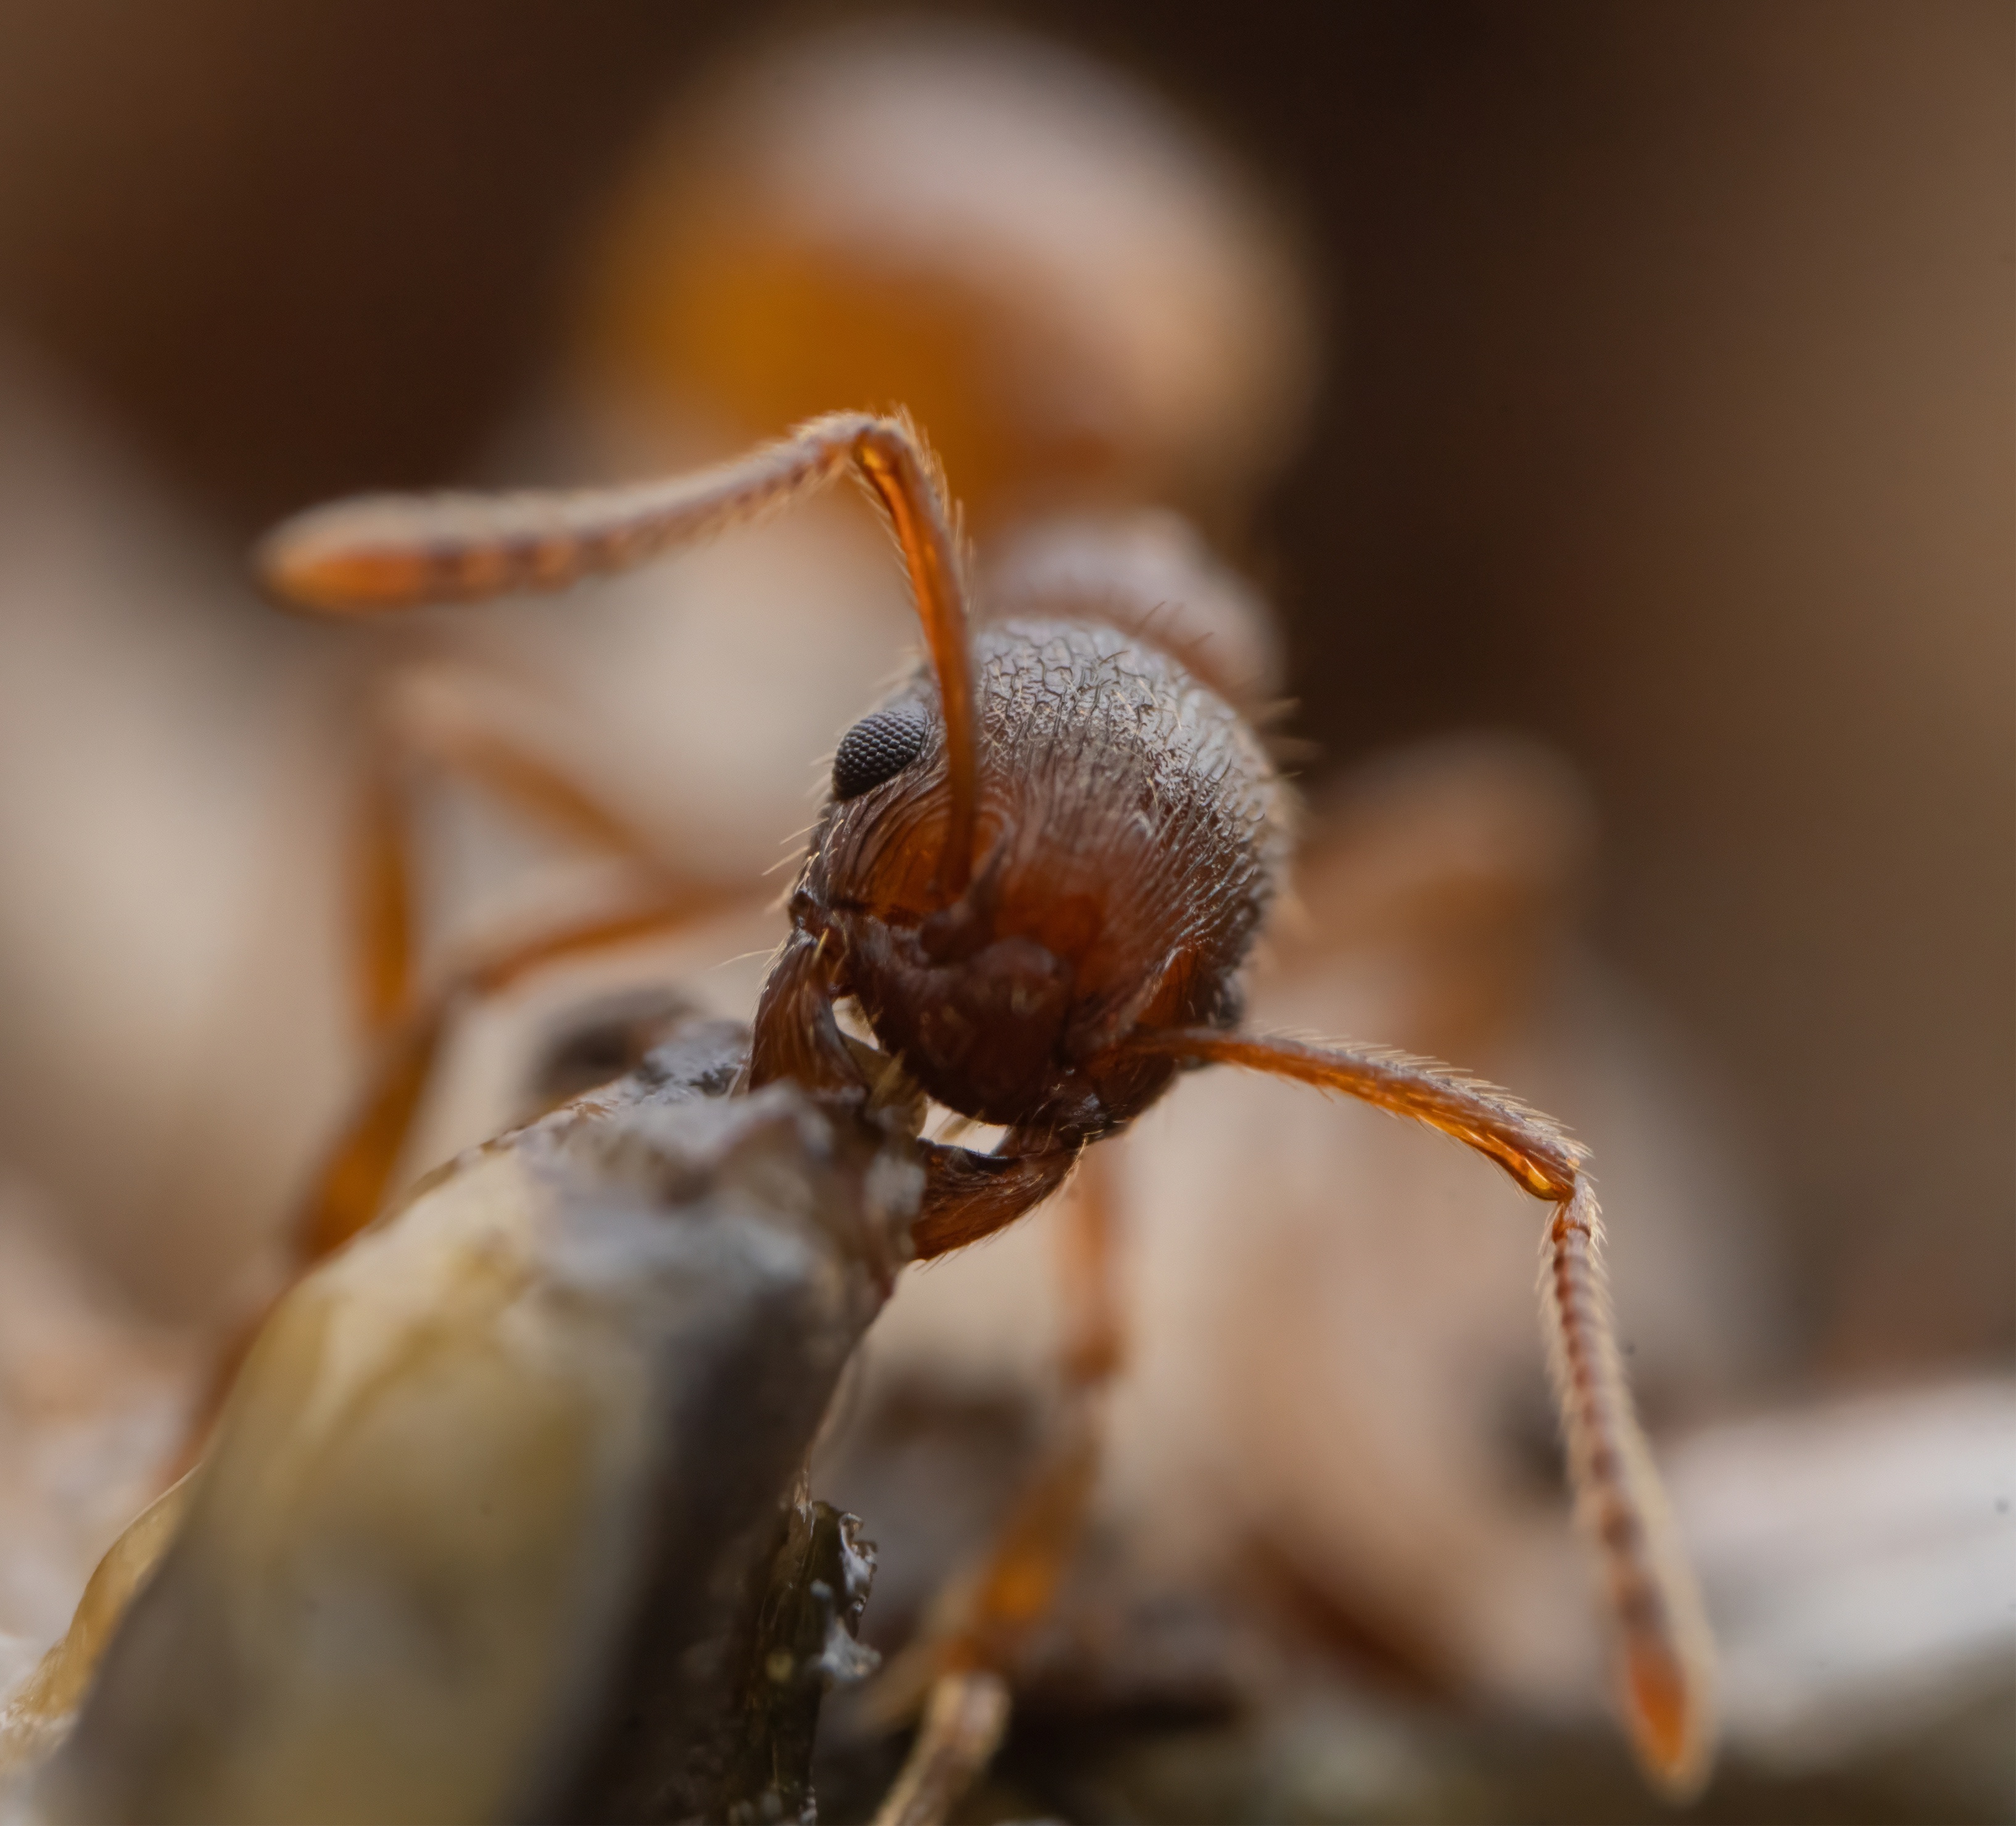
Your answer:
(575, 19), (1316, 531)
(1627, 1639), (1711, 1801)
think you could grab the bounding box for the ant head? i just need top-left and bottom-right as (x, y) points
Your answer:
(795, 619), (1281, 1134)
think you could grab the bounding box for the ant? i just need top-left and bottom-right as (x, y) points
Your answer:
(258, 409), (1716, 1803)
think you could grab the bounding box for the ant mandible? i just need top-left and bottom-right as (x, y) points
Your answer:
(259, 409), (1714, 1798)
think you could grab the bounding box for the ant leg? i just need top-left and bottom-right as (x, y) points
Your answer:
(353, 734), (416, 1039)
(376, 662), (666, 862)
(262, 411), (981, 888)
(1057, 1139), (1126, 1389)
(302, 895), (740, 1264)
(956, 1146), (1123, 1644)
(329, 653), (766, 1252)
(350, 660), (687, 1039)
(868, 1670), (1010, 1826)
(936, 1143), (1122, 1652)
(1128, 1027), (1714, 1798)
(176, 673), (736, 1451)
(174, 675), (743, 1479)
(166, 893), (742, 1482)
(872, 1148), (1125, 1819)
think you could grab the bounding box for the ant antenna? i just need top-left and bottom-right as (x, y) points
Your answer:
(257, 413), (982, 895)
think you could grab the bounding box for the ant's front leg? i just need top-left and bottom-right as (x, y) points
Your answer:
(167, 694), (746, 1479)
(301, 898), (739, 1262)
(320, 664), (740, 1260)
(163, 898), (745, 1484)
(869, 1146), (1123, 1826)
(350, 659), (687, 1038)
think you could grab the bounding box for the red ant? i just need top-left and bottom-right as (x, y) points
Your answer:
(260, 410), (1715, 1801)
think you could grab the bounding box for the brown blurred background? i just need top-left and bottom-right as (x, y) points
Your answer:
(0, 0), (2007, 1380)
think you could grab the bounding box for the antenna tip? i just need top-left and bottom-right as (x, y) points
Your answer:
(253, 501), (439, 615)
(1624, 1640), (1716, 1803)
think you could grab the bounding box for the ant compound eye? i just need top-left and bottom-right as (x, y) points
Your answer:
(832, 706), (928, 800)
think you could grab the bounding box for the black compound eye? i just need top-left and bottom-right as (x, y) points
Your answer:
(832, 706), (928, 800)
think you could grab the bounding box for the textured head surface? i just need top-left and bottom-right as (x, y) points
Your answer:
(796, 619), (1287, 1130)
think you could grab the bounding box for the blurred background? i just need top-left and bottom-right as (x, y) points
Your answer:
(0, 2), (2006, 1821)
